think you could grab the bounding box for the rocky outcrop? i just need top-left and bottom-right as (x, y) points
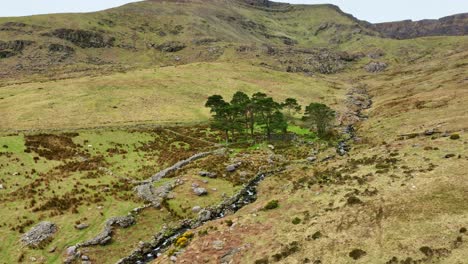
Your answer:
(364, 61), (388, 73)
(0, 40), (34, 58)
(0, 40), (34, 52)
(145, 151), (213, 183)
(21, 221), (57, 248)
(156, 41), (186, 52)
(371, 13), (468, 39)
(47, 29), (115, 48)
(48, 43), (75, 54)
(135, 181), (175, 207)
(80, 216), (135, 247)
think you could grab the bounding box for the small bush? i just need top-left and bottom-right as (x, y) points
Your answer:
(255, 257), (269, 264)
(182, 231), (194, 239)
(450, 134), (460, 140)
(175, 236), (188, 247)
(349, 249), (367, 260)
(225, 219), (234, 227)
(292, 217), (301, 225)
(264, 200), (279, 210)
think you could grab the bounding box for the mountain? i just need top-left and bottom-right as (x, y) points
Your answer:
(372, 13), (468, 39)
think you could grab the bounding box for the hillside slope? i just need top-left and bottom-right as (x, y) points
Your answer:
(0, 0), (377, 82)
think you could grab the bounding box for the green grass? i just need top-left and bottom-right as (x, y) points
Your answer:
(0, 62), (339, 130)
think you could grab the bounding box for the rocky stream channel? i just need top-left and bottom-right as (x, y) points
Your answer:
(117, 169), (283, 264)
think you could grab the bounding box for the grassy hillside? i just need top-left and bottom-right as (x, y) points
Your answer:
(0, 62), (344, 131)
(0, 0), (374, 82)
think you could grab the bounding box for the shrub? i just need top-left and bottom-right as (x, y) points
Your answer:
(292, 217), (301, 225)
(450, 134), (460, 140)
(264, 200), (279, 210)
(175, 236), (188, 248)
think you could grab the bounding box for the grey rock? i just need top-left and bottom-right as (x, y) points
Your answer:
(0, 184), (3, 189)
(212, 240), (225, 250)
(307, 156), (317, 162)
(75, 223), (89, 230)
(21, 221), (57, 248)
(192, 206), (202, 213)
(149, 151), (212, 182)
(193, 187), (208, 196)
(66, 246), (77, 257)
(107, 216), (135, 228)
(364, 61), (388, 73)
(81, 255), (89, 260)
(198, 209), (212, 222)
(81, 216), (134, 246)
(199, 171), (217, 178)
(170, 255), (177, 262)
(226, 162), (241, 172)
(191, 183), (199, 188)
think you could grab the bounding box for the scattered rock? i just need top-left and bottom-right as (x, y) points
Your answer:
(199, 171), (217, 178)
(349, 249), (367, 260)
(193, 187), (208, 196)
(198, 209), (212, 222)
(156, 41), (186, 52)
(170, 255), (177, 262)
(192, 206), (202, 213)
(226, 162), (242, 172)
(364, 61), (388, 73)
(21, 221), (57, 248)
(307, 156), (317, 162)
(107, 216), (135, 228)
(0, 184), (4, 190)
(81, 255), (90, 261)
(75, 223), (89, 230)
(48, 246), (56, 253)
(66, 246), (77, 257)
(212, 240), (225, 250)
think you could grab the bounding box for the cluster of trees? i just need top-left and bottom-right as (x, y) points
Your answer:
(205, 91), (335, 142)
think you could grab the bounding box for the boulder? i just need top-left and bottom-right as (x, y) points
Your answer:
(107, 216), (135, 228)
(193, 187), (208, 196)
(226, 162), (242, 172)
(192, 206), (202, 213)
(199, 171), (217, 178)
(21, 221), (57, 248)
(75, 223), (89, 230)
(198, 209), (212, 222)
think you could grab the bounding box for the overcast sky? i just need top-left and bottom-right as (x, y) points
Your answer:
(1, 0), (467, 23)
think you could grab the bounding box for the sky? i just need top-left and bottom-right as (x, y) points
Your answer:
(0, 0), (467, 23)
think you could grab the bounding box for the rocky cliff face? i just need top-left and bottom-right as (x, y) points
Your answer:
(371, 13), (468, 39)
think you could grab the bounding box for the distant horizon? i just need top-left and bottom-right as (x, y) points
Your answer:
(0, 0), (467, 23)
